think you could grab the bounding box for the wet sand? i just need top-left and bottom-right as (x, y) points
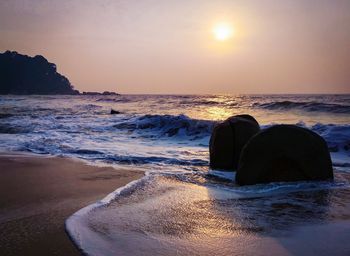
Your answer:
(0, 153), (143, 256)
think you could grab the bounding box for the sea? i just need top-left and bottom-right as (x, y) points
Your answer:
(1, 94), (350, 255)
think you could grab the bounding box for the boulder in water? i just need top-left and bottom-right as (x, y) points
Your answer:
(236, 125), (333, 185)
(209, 114), (260, 170)
(110, 109), (122, 115)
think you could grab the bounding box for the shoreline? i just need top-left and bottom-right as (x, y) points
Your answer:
(0, 152), (144, 256)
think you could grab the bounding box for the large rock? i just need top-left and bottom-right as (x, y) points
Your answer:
(209, 114), (260, 170)
(236, 125), (333, 185)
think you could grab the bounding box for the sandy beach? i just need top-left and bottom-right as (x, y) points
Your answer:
(0, 153), (143, 256)
(1, 0), (350, 254)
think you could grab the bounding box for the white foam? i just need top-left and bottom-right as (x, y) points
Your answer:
(207, 169), (236, 181)
(65, 175), (152, 255)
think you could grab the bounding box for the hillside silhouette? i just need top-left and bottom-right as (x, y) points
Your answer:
(0, 51), (79, 95)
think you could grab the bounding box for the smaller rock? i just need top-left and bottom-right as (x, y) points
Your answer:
(209, 114), (260, 170)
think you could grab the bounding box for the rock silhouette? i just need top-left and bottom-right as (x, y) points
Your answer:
(110, 109), (122, 115)
(0, 51), (79, 95)
(236, 125), (333, 185)
(209, 114), (260, 170)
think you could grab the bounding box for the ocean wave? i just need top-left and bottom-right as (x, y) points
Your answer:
(309, 123), (350, 153)
(103, 154), (208, 166)
(179, 99), (221, 106)
(113, 114), (216, 139)
(96, 97), (131, 103)
(0, 123), (31, 134)
(111, 114), (349, 156)
(254, 101), (350, 114)
(0, 113), (14, 119)
(261, 122), (350, 155)
(69, 149), (104, 155)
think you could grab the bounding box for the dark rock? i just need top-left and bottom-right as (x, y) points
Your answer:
(82, 91), (119, 96)
(236, 125), (333, 185)
(209, 114), (260, 170)
(102, 91), (119, 95)
(110, 109), (122, 115)
(0, 50), (78, 95)
(82, 92), (100, 95)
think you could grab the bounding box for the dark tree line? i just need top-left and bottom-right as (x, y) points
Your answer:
(0, 51), (79, 95)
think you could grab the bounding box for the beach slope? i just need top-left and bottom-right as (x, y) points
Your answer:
(0, 153), (143, 256)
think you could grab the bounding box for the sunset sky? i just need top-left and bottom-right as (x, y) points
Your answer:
(1, 0), (349, 94)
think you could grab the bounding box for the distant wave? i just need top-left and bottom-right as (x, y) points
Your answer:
(254, 101), (350, 114)
(179, 99), (221, 106)
(113, 114), (216, 139)
(96, 97), (131, 103)
(77, 103), (102, 109)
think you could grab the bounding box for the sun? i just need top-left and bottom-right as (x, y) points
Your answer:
(213, 23), (234, 41)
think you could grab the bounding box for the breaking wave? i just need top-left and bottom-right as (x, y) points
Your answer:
(114, 114), (216, 139)
(103, 155), (208, 166)
(0, 94), (349, 169)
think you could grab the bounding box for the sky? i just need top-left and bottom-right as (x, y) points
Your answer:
(1, 0), (349, 94)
